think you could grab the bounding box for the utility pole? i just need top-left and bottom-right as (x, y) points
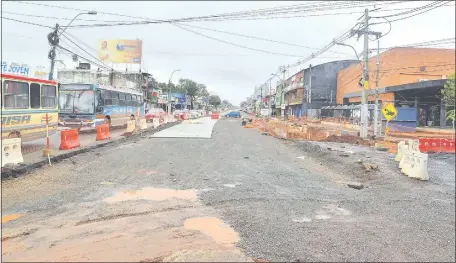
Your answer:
(48, 24), (59, 80)
(282, 67), (286, 119)
(268, 78), (272, 117)
(374, 38), (381, 136)
(167, 69), (180, 116)
(308, 64), (312, 121)
(350, 8), (381, 138)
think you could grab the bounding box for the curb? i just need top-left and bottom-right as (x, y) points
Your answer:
(1, 121), (182, 180)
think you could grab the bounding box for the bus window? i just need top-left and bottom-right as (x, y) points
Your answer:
(3, 81), (29, 109)
(126, 94), (132, 106)
(119, 93), (126, 106)
(30, 83), (41, 109)
(96, 90), (104, 106)
(103, 91), (112, 105)
(133, 95), (138, 106)
(42, 85), (57, 108)
(111, 92), (118, 105)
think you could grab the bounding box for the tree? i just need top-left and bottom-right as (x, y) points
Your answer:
(157, 82), (177, 93)
(209, 95), (221, 108)
(221, 99), (233, 109)
(442, 73), (455, 121)
(177, 79), (207, 109)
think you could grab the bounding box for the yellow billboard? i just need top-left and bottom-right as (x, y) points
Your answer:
(97, 39), (142, 64)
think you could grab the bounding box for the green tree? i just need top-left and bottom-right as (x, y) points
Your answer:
(209, 95), (221, 108)
(442, 73), (455, 121)
(157, 82), (177, 93)
(177, 79), (207, 109)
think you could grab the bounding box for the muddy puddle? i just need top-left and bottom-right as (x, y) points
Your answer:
(104, 187), (197, 203)
(184, 217), (239, 247)
(2, 214), (24, 223)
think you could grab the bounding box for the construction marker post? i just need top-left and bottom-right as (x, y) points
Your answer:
(43, 113), (52, 157)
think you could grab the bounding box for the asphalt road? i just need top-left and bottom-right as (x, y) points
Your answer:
(2, 116), (454, 262)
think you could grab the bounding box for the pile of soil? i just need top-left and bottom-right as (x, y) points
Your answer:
(324, 134), (373, 146)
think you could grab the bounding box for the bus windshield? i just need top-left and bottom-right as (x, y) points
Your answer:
(59, 90), (95, 114)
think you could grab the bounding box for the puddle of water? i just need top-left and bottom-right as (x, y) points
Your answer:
(184, 217), (239, 247)
(2, 214), (24, 223)
(104, 187), (197, 203)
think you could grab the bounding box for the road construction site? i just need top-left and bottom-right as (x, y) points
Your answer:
(1, 113), (455, 262)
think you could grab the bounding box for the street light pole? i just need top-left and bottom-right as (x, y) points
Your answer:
(168, 69), (180, 116)
(48, 11), (97, 80)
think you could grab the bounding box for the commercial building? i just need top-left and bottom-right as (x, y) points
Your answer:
(336, 47), (455, 129)
(282, 60), (358, 118)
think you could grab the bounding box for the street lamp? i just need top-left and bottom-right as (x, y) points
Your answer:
(59, 11), (97, 36)
(167, 69), (180, 115)
(48, 11), (97, 80)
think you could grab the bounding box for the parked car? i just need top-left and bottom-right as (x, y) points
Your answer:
(225, 111), (241, 118)
(145, 108), (166, 122)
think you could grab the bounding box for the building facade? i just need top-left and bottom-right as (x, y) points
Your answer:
(336, 47), (455, 128)
(282, 60), (358, 118)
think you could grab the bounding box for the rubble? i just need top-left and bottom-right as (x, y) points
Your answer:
(347, 182), (364, 190)
(362, 163), (379, 172)
(323, 134), (373, 146)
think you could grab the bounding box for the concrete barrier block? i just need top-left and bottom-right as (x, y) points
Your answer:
(400, 149), (429, 181)
(126, 120), (136, 133)
(2, 138), (24, 167)
(395, 141), (407, 162)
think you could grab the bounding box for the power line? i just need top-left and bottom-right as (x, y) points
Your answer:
(59, 32), (114, 71)
(56, 45), (108, 69)
(370, 1), (451, 25)
(176, 23), (353, 56)
(171, 23), (304, 58)
(2, 17), (53, 28)
(370, 1), (442, 18)
(11, 0), (405, 26)
(2, 11), (140, 23)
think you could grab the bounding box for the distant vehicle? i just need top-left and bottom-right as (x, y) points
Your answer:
(225, 111), (241, 118)
(1, 73), (59, 142)
(145, 108), (166, 122)
(58, 83), (144, 130)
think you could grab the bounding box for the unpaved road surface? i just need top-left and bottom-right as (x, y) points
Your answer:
(2, 117), (455, 262)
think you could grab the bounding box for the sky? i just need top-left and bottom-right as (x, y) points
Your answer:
(2, 1), (455, 105)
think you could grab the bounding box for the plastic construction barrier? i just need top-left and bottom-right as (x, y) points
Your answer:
(211, 113), (220, 120)
(126, 120), (136, 133)
(419, 138), (456, 153)
(60, 129), (80, 150)
(2, 138), (24, 167)
(152, 118), (160, 128)
(395, 141), (407, 162)
(96, 124), (111, 141)
(139, 118), (148, 130)
(399, 149), (429, 181)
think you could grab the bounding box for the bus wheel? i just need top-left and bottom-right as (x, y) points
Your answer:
(7, 131), (21, 139)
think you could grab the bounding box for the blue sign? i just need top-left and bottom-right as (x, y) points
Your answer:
(1, 61), (30, 76)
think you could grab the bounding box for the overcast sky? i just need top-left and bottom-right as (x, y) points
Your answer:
(2, 1), (455, 105)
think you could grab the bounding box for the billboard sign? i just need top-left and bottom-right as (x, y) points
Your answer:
(97, 39), (142, 64)
(1, 61), (30, 76)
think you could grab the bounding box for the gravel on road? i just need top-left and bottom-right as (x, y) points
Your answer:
(1, 117), (454, 262)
